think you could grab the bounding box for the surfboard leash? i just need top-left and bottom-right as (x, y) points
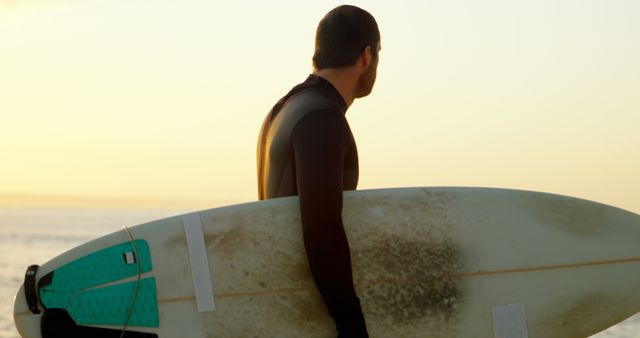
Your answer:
(121, 225), (143, 338)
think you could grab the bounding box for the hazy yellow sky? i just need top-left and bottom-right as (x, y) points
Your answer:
(1, 0), (639, 212)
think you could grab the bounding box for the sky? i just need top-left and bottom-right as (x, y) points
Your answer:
(0, 0), (639, 212)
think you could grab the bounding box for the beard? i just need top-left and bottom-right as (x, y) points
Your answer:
(354, 58), (378, 99)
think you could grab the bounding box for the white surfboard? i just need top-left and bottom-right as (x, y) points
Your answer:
(13, 187), (640, 337)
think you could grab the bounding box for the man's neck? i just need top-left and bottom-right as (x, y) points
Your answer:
(312, 68), (357, 108)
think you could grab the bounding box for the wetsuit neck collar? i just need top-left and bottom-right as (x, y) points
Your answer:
(306, 74), (348, 113)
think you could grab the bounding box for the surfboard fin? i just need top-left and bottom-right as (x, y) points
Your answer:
(41, 309), (158, 338)
(24, 265), (41, 315)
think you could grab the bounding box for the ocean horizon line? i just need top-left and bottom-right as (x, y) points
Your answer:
(0, 193), (240, 211)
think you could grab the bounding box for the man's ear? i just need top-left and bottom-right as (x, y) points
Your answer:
(360, 46), (373, 68)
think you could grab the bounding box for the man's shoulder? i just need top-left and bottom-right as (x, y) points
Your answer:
(276, 87), (344, 126)
(284, 86), (342, 113)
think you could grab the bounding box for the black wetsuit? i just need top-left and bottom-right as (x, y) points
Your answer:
(257, 75), (367, 337)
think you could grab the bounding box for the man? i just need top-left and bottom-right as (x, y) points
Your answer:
(256, 5), (380, 338)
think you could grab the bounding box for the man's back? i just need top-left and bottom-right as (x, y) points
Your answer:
(257, 75), (358, 200)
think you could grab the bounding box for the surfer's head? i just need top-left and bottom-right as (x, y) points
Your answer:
(312, 5), (381, 99)
(313, 5), (380, 70)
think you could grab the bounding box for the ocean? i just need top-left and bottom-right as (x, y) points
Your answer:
(1, 207), (639, 337)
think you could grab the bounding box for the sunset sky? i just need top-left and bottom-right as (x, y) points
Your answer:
(1, 0), (638, 212)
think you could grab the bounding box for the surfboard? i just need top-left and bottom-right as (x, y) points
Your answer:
(13, 187), (640, 337)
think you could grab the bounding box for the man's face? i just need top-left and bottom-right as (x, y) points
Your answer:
(354, 42), (381, 99)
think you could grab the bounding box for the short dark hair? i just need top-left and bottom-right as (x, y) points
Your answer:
(312, 5), (380, 70)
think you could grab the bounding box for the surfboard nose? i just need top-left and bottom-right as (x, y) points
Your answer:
(13, 286), (43, 338)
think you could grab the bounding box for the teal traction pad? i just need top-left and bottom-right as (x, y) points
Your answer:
(39, 240), (159, 327)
